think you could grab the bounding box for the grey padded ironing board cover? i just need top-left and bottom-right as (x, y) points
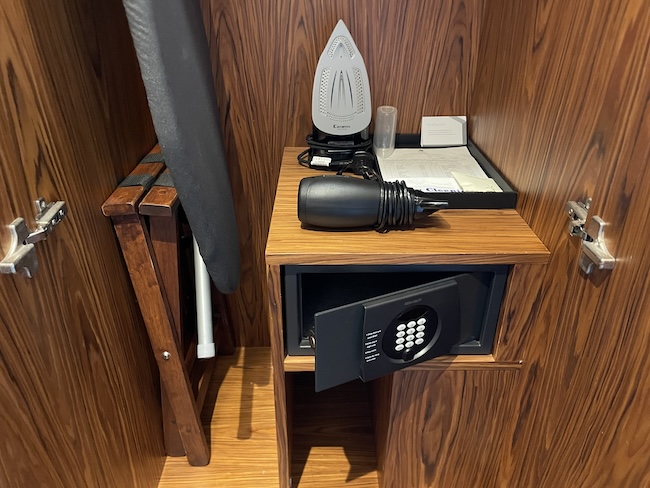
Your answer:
(122, 0), (240, 293)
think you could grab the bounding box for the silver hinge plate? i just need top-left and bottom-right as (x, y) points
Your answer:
(0, 218), (38, 278)
(565, 198), (591, 239)
(26, 198), (68, 244)
(565, 199), (615, 275)
(1, 198), (68, 278)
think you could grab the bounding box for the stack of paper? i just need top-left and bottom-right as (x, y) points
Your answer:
(377, 146), (502, 193)
(376, 116), (502, 193)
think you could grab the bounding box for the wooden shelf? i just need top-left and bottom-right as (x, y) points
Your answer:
(284, 353), (522, 372)
(266, 148), (550, 267)
(291, 374), (379, 488)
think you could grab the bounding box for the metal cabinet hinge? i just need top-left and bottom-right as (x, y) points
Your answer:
(565, 199), (615, 275)
(565, 198), (591, 239)
(1, 198), (68, 278)
(26, 198), (68, 244)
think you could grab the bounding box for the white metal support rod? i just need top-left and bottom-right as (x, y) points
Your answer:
(193, 237), (215, 358)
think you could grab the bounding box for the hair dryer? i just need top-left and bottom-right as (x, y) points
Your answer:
(298, 176), (447, 231)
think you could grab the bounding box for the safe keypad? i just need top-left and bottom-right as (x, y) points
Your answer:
(395, 317), (428, 352)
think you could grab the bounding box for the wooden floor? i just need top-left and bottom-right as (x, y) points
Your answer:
(157, 347), (378, 487)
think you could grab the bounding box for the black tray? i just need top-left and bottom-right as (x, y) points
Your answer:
(388, 134), (517, 209)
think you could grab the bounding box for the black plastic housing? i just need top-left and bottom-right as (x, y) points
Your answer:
(298, 176), (381, 228)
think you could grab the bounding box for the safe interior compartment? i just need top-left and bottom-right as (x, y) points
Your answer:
(283, 264), (508, 391)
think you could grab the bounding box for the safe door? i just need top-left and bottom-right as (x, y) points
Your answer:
(313, 275), (468, 391)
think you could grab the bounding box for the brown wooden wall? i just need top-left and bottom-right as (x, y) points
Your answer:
(466, 0), (650, 486)
(0, 1), (163, 487)
(201, 0), (484, 345)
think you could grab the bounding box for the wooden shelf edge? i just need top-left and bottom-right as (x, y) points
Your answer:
(410, 354), (522, 371)
(283, 355), (315, 372)
(266, 252), (549, 266)
(283, 354), (522, 373)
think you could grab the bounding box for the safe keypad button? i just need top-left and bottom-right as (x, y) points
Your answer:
(415, 338), (424, 345)
(416, 324), (426, 332)
(396, 337), (405, 344)
(417, 317), (427, 325)
(405, 341), (414, 348)
(396, 331), (406, 338)
(395, 344), (405, 352)
(397, 324), (406, 331)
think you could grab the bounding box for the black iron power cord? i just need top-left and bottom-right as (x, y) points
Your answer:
(297, 136), (381, 181)
(297, 134), (376, 171)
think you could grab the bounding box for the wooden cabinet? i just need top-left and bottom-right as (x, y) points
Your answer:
(265, 148), (549, 487)
(3, 1), (648, 486)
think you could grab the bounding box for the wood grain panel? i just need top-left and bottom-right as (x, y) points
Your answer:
(0, 0), (162, 487)
(380, 369), (520, 488)
(201, 0), (484, 345)
(267, 264), (291, 487)
(266, 149), (549, 266)
(471, 0), (646, 248)
(291, 374), (378, 488)
(469, 0), (650, 486)
(371, 375), (393, 488)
